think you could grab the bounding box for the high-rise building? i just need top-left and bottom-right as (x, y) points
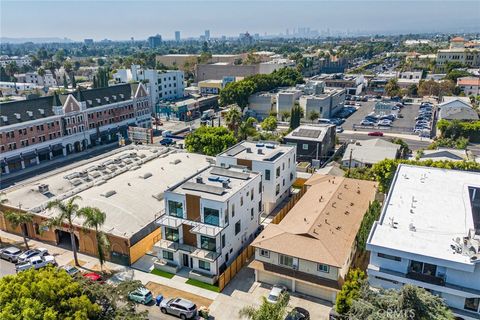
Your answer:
(148, 34), (162, 48)
(204, 30), (210, 40)
(175, 31), (181, 42)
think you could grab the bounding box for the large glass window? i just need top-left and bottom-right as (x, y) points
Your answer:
(235, 221), (241, 235)
(162, 251), (173, 261)
(410, 260), (437, 276)
(265, 169), (271, 181)
(164, 227), (179, 242)
(279, 254), (294, 268)
(168, 200), (183, 218)
(200, 235), (216, 252)
(199, 260), (210, 271)
(276, 167), (280, 177)
(318, 264), (330, 273)
(464, 298), (480, 312)
(203, 207), (220, 226)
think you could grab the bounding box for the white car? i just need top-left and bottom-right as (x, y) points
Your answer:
(355, 103), (361, 106)
(378, 120), (392, 126)
(61, 265), (80, 276)
(17, 248), (49, 263)
(15, 255), (57, 272)
(336, 126), (344, 133)
(267, 285), (287, 304)
(0, 246), (22, 263)
(360, 120), (375, 126)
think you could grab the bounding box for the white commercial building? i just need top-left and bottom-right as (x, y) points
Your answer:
(155, 165), (262, 284)
(299, 88), (345, 119)
(217, 141), (296, 215)
(367, 165), (480, 320)
(0, 55), (32, 68)
(113, 65), (184, 106)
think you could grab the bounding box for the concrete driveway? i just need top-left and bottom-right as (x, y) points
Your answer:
(209, 267), (333, 320)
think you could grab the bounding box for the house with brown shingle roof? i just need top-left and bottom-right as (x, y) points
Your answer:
(249, 174), (378, 303)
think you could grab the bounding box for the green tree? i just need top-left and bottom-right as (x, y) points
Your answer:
(63, 73), (68, 88)
(280, 111), (291, 122)
(355, 200), (381, 252)
(37, 67), (46, 77)
(4, 62), (19, 81)
(384, 78), (401, 97)
(78, 207), (110, 270)
(3, 211), (33, 249)
(444, 69), (472, 82)
(71, 74), (77, 88)
(238, 117), (257, 140)
(185, 126), (237, 156)
(406, 83), (418, 97)
(225, 106), (243, 136)
(54, 49), (66, 63)
(389, 138), (410, 158)
(308, 110), (320, 123)
(46, 196), (82, 266)
(289, 103), (302, 130)
(261, 116), (278, 132)
(335, 269), (366, 314)
(239, 292), (290, 320)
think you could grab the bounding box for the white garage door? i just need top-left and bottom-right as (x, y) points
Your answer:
(257, 271), (293, 290)
(295, 280), (337, 303)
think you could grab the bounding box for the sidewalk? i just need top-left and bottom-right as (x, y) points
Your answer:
(0, 230), (218, 300)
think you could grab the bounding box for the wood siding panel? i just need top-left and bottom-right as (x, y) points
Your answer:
(129, 228), (161, 264)
(237, 158), (252, 170)
(182, 224), (197, 247)
(185, 194), (201, 221)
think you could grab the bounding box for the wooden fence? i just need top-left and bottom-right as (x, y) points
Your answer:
(271, 188), (306, 225)
(218, 245), (254, 291)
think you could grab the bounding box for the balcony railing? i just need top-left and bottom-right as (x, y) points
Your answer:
(406, 271), (445, 286)
(155, 238), (220, 262)
(155, 213), (223, 237)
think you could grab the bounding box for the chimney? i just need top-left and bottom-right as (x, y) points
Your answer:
(257, 148), (263, 155)
(246, 147), (252, 153)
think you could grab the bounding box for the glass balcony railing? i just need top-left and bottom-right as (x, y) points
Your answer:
(406, 271), (445, 286)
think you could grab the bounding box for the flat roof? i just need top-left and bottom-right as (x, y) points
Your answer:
(219, 141), (294, 162)
(252, 175), (378, 267)
(368, 165), (480, 266)
(2, 146), (211, 239)
(342, 139), (400, 164)
(285, 124), (333, 142)
(169, 166), (259, 201)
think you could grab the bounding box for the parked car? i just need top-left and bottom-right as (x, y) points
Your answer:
(285, 307), (310, 320)
(360, 120), (375, 126)
(355, 102), (361, 107)
(160, 297), (198, 319)
(379, 115), (395, 121)
(83, 272), (103, 283)
(378, 120), (392, 126)
(0, 246), (22, 263)
(336, 126), (344, 133)
(267, 285), (287, 304)
(368, 131), (384, 136)
(17, 248), (49, 263)
(15, 255), (56, 272)
(160, 137), (175, 146)
(61, 265), (80, 276)
(128, 287), (154, 305)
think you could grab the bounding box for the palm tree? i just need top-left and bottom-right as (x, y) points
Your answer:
(280, 111), (291, 122)
(238, 117), (257, 140)
(78, 207), (110, 270)
(46, 196), (82, 266)
(225, 106), (242, 136)
(239, 293), (290, 320)
(3, 211), (34, 249)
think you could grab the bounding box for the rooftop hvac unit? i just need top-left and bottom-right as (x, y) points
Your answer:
(140, 172), (153, 179)
(246, 147), (252, 153)
(102, 190), (117, 198)
(38, 184), (49, 194)
(196, 177), (204, 184)
(257, 149), (263, 155)
(222, 181), (230, 189)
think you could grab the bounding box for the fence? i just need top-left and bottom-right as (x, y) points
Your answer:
(218, 245), (255, 291)
(271, 188), (306, 225)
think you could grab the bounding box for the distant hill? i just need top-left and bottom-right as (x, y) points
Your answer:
(0, 37), (74, 44)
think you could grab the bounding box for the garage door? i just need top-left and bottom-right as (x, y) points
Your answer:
(295, 280), (337, 303)
(257, 271), (293, 290)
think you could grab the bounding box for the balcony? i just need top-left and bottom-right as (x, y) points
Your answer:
(155, 239), (220, 262)
(156, 213), (223, 237)
(406, 271), (445, 286)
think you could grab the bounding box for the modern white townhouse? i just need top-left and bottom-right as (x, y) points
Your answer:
(367, 165), (480, 320)
(217, 141), (296, 215)
(155, 165), (262, 284)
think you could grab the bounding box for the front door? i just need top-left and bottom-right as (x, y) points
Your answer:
(182, 253), (189, 267)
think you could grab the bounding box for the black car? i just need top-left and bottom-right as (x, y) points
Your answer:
(285, 307), (310, 320)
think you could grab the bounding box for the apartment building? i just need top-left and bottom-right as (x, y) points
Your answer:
(15, 71), (57, 87)
(284, 124), (336, 164)
(155, 166), (262, 284)
(367, 165), (480, 320)
(436, 37), (480, 72)
(298, 88), (346, 119)
(0, 83), (151, 175)
(457, 77), (480, 96)
(113, 65), (184, 106)
(0, 55), (32, 68)
(251, 174), (378, 303)
(217, 141), (296, 215)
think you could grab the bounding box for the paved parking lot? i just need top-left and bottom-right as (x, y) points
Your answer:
(342, 101), (421, 135)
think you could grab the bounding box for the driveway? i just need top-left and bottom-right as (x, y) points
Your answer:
(209, 267), (333, 320)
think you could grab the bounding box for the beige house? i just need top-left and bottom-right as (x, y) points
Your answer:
(250, 174), (378, 303)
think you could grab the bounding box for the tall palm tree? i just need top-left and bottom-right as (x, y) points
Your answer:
(3, 211), (34, 250)
(46, 196), (82, 266)
(78, 207), (110, 270)
(225, 106), (242, 136)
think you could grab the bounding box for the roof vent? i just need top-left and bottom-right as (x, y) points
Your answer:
(222, 181), (230, 188)
(14, 113), (21, 120)
(409, 223), (416, 232)
(38, 184), (49, 193)
(170, 159), (181, 165)
(355, 142), (361, 146)
(196, 177), (204, 184)
(140, 172), (152, 179)
(246, 147), (252, 153)
(102, 190), (117, 198)
(257, 148), (263, 155)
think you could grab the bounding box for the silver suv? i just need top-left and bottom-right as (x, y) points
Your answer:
(160, 297), (197, 319)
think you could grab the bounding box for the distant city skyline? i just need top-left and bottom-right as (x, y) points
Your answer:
(1, 1), (479, 42)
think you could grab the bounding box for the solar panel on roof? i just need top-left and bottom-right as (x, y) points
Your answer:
(291, 129), (322, 138)
(182, 182), (225, 195)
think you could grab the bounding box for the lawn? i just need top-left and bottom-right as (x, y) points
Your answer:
(150, 269), (175, 279)
(185, 279), (220, 292)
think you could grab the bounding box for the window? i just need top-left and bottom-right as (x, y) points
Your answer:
(259, 249), (270, 258)
(231, 204), (235, 217)
(251, 208), (254, 220)
(290, 172), (293, 181)
(282, 163), (285, 170)
(250, 188), (254, 200)
(276, 167), (280, 178)
(318, 264), (330, 273)
(199, 260), (210, 271)
(162, 251), (173, 261)
(221, 234), (226, 248)
(275, 184), (280, 196)
(258, 181), (262, 194)
(265, 169), (271, 181)
(203, 207), (220, 226)
(200, 235), (216, 252)
(258, 200), (262, 212)
(410, 260), (437, 276)
(240, 197), (243, 206)
(235, 221), (241, 235)
(302, 144), (308, 150)
(164, 227), (179, 242)
(168, 200), (183, 218)
(378, 253), (401, 261)
(279, 254), (294, 268)
(224, 209), (229, 225)
(464, 298), (480, 312)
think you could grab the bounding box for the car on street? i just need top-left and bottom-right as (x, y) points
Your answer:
(61, 265), (80, 276)
(368, 131), (384, 136)
(336, 126), (344, 133)
(160, 297), (198, 319)
(0, 246), (22, 263)
(83, 272), (103, 283)
(267, 285), (287, 304)
(128, 287), (154, 305)
(17, 248), (49, 263)
(285, 307), (310, 320)
(159, 137), (175, 146)
(15, 255), (56, 272)
(360, 120), (375, 126)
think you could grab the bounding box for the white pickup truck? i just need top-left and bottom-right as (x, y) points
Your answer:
(15, 255), (57, 272)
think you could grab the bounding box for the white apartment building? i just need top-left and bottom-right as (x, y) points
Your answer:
(15, 71), (58, 87)
(217, 141), (296, 215)
(0, 55), (32, 68)
(367, 165), (480, 320)
(155, 166), (262, 284)
(114, 65), (184, 106)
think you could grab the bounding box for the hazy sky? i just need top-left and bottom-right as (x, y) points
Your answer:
(1, 1), (479, 41)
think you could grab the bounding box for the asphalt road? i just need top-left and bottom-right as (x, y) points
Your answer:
(0, 258), (16, 277)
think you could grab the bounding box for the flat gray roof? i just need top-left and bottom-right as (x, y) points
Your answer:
(219, 141), (294, 162)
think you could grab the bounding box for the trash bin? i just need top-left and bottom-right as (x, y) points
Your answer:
(155, 294), (163, 306)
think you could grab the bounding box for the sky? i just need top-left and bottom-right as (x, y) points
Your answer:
(1, 0), (479, 41)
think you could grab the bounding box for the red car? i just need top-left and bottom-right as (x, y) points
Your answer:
(83, 272), (103, 283)
(368, 131), (384, 137)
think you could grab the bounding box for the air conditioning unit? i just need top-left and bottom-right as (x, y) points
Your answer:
(38, 184), (49, 194)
